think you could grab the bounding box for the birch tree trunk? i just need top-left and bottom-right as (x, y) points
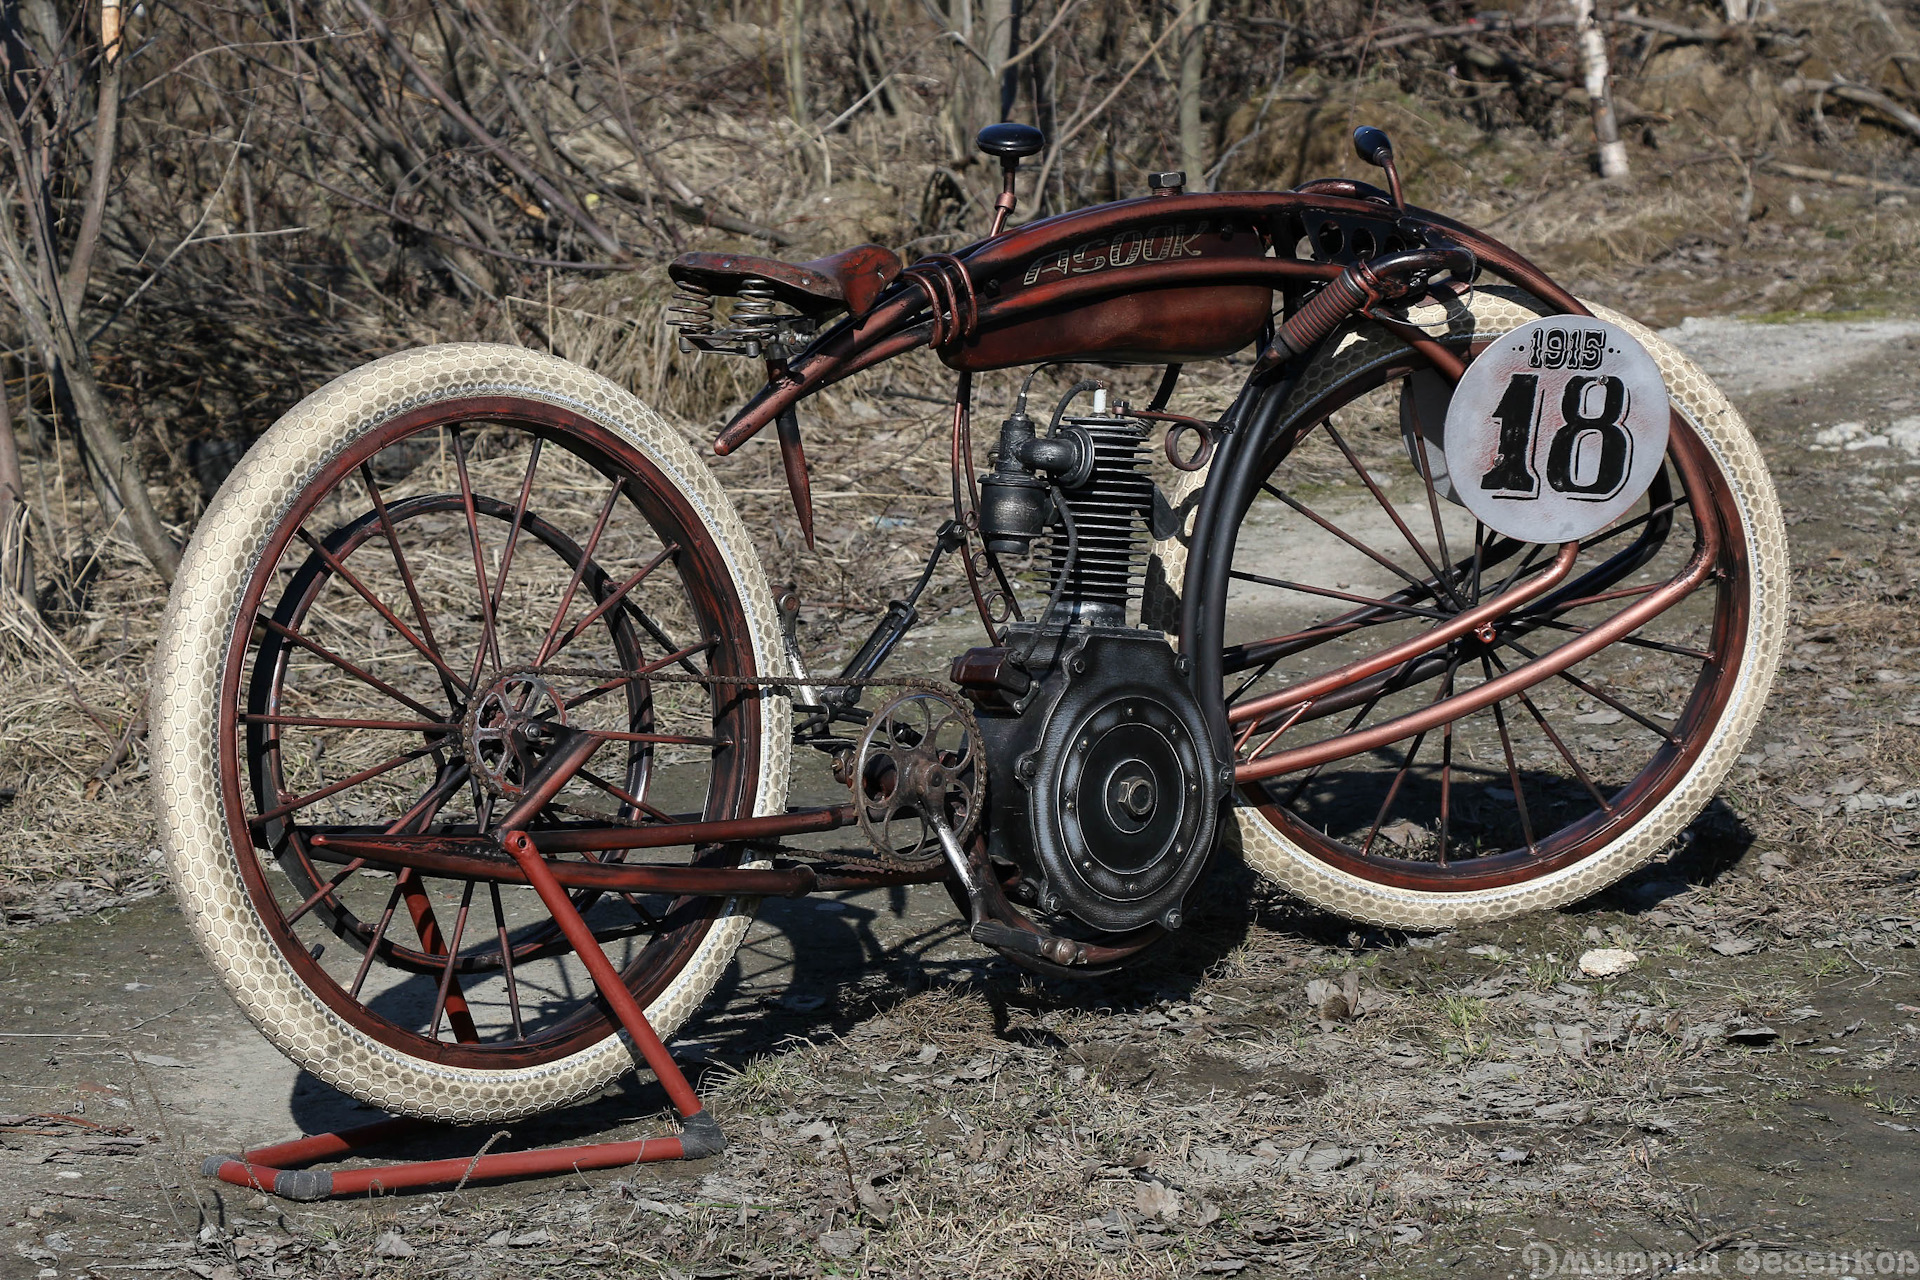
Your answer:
(1177, 0), (1210, 183)
(1572, 0), (1630, 180)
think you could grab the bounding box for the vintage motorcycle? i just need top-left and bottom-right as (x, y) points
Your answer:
(152, 123), (1785, 1128)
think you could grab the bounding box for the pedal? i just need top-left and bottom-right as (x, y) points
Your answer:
(969, 918), (1088, 967)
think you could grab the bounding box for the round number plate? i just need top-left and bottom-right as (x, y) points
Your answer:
(1442, 316), (1669, 543)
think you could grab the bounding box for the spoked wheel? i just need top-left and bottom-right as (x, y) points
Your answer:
(153, 345), (790, 1121)
(1154, 294), (1786, 927)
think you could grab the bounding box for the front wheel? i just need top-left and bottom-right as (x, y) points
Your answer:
(1151, 292), (1786, 928)
(152, 344), (791, 1122)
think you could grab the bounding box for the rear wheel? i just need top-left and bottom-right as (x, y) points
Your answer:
(152, 345), (790, 1121)
(1152, 293), (1786, 927)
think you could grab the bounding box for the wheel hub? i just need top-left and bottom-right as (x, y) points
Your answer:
(465, 673), (567, 798)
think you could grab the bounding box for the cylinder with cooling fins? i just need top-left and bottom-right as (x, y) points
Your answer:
(1042, 413), (1154, 628)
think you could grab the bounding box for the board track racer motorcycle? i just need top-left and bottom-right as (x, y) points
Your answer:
(153, 122), (1785, 1125)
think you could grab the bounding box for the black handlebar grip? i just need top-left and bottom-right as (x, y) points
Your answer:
(1271, 268), (1373, 364)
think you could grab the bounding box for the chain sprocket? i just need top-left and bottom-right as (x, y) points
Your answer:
(852, 689), (985, 864)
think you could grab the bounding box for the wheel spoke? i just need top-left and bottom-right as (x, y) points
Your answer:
(452, 429), (505, 684)
(587, 729), (725, 747)
(278, 760), (468, 927)
(544, 542), (680, 663)
(577, 850), (664, 928)
(563, 639), (715, 711)
(1487, 650), (1614, 815)
(399, 869), (479, 1042)
(1227, 568), (1452, 623)
(489, 436), (543, 620)
(1321, 419), (1465, 609)
(1259, 481), (1436, 600)
(429, 880), (477, 1041)
(1357, 647), (1467, 857)
(283, 856), (367, 927)
(1468, 520), (1486, 605)
(254, 612), (447, 723)
(1276, 653), (1427, 808)
(576, 767), (676, 824)
(1437, 713), (1454, 866)
(1498, 636), (1681, 744)
(537, 477), (624, 665)
(360, 463), (462, 710)
(243, 713), (451, 733)
(1578, 494), (1686, 554)
(252, 743), (441, 826)
(348, 880), (406, 999)
(1409, 423), (1457, 599)
(1482, 655), (1537, 855)
(488, 882), (524, 1040)
(292, 526), (473, 697)
(1516, 614), (1715, 662)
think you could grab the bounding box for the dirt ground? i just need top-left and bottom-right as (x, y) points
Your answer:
(7, 293), (1920, 1276)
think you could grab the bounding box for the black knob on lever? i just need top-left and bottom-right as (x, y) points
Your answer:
(1351, 125), (1405, 210)
(977, 123), (1045, 235)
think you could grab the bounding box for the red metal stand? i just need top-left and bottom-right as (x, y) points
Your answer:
(202, 829), (725, 1201)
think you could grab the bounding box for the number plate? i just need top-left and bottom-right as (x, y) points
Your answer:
(1442, 317), (1669, 544)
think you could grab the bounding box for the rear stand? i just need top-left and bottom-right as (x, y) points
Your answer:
(202, 830), (725, 1201)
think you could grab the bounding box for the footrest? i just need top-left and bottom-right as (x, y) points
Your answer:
(971, 918), (1088, 966)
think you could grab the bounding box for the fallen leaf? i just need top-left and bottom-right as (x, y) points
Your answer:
(818, 1228), (861, 1258)
(1377, 819), (1425, 849)
(373, 1232), (414, 1259)
(1134, 1178), (1182, 1221)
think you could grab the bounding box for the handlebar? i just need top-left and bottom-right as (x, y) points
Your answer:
(1253, 244), (1477, 376)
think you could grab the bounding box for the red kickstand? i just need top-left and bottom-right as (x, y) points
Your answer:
(203, 828), (724, 1201)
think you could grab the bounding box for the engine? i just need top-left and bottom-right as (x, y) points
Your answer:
(953, 394), (1225, 935)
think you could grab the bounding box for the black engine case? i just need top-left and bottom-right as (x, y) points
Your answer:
(972, 628), (1224, 933)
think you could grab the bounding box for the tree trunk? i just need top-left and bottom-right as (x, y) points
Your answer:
(1177, 0), (1210, 184)
(0, 376), (35, 618)
(1572, 0), (1629, 180)
(944, 0), (1016, 159)
(784, 0), (808, 128)
(0, 31), (181, 583)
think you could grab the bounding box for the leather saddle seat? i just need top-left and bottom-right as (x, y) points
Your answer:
(668, 243), (903, 320)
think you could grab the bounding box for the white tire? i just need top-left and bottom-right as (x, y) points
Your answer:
(1149, 292), (1787, 928)
(151, 344), (790, 1122)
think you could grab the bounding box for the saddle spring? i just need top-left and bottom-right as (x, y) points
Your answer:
(731, 278), (781, 347)
(669, 277), (791, 358)
(667, 281), (716, 347)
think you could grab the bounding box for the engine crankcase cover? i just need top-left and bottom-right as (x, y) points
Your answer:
(1001, 630), (1221, 933)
